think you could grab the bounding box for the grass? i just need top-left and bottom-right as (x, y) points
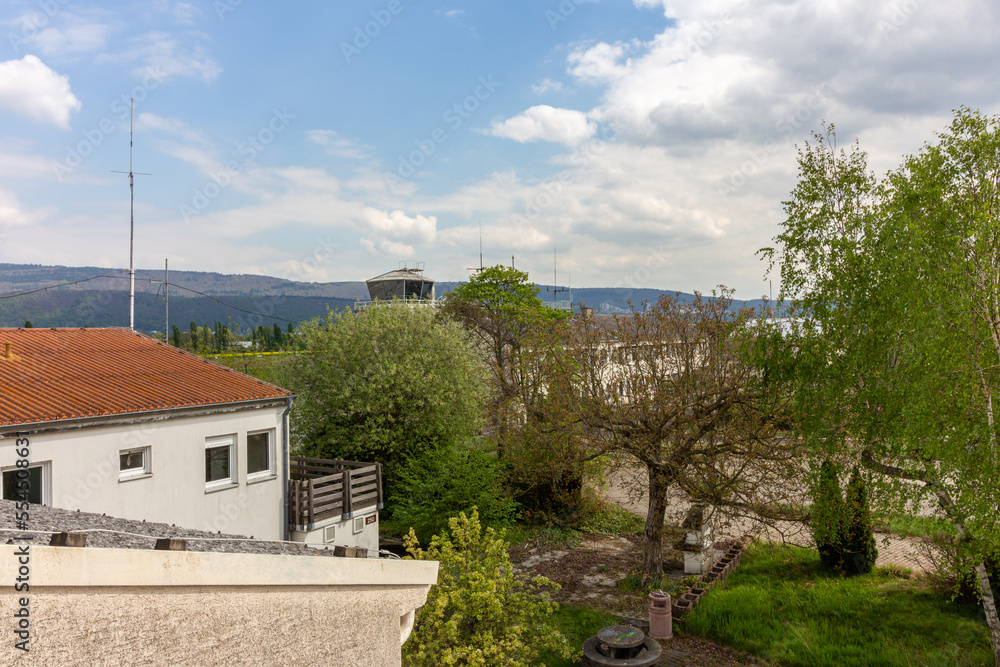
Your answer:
(576, 501), (646, 536)
(881, 513), (956, 539)
(683, 542), (993, 666)
(504, 496), (645, 549)
(539, 604), (620, 667)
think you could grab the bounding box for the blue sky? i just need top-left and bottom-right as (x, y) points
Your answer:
(1, 0), (998, 298)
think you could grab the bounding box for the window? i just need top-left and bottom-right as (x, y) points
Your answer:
(205, 435), (235, 487)
(246, 430), (273, 478)
(1, 464), (46, 505)
(119, 447), (150, 478)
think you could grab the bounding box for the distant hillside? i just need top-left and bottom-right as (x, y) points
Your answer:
(0, 289), (354, 333)
(0, 263), (768, 332)
(0, 263), (369, 299)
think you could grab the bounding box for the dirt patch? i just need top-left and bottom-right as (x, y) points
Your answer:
(513, 531), (688, 618)
(660, 633), (767, 666)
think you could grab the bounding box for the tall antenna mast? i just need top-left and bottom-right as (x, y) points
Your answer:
(546, 240), (569, 307)
(466, 220), (485, 274)
(111, 98), (151, 331)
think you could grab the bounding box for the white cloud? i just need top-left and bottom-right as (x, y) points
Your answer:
(26, 14), (111, 57)
(171, 2), (200, 24)
(307, 130), (372, 160)
(532, 78), (565, 94)
(360, 208), (437, 256)
(0, 189), (53, 234)
(488, 105), (596, 146)
(137, 113), (206, 143)
(568, 42), (632, 85)
(0, 55), (81, 128)
(101, 32), (221, 82)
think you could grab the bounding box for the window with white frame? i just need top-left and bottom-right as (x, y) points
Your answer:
(205, 435), (236, 487)
(119, 446), (150, 478)
(246, 430), (274, 478)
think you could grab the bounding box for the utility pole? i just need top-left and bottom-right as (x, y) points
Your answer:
(111, 98), (151, 330)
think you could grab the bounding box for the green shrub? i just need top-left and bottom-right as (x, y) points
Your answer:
(388, 445), (520, 543)
(843, 465), (878, 575)
(811, 459), (846, 571)
(402, 509), (576, 667)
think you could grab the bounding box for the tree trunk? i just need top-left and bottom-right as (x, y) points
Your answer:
(641, 464), (671, 582)
(975, 562), (1000, 667)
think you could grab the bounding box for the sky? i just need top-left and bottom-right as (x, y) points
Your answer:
(0, 0), (998, 300)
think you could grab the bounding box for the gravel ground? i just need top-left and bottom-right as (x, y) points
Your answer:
(0, 499), (343, 557)
(597, 464), (939, 572)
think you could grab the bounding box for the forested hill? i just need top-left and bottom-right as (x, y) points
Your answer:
(0, 263), (768, 333)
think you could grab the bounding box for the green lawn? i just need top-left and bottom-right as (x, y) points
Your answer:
(683, 542), (992, 666)
(539, 605), (621, 667)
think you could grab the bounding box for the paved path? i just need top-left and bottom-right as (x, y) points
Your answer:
(595, 465), (939, 573)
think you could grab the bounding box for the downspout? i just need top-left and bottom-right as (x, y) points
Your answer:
(281, 395), (294, 541)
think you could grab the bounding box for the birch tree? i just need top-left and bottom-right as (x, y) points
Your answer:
(762, 112), (1000, 663)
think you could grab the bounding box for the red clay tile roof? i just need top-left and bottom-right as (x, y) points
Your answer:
(0, 328), (291, 427)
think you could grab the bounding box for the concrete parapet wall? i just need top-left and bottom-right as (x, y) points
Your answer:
(1, 545), (438, 666)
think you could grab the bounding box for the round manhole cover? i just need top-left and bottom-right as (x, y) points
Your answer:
(596, 625), (645, 649)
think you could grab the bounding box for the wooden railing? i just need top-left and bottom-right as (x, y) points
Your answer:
(288, 456), (383, 528)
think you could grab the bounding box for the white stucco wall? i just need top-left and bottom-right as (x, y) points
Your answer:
(0, 545), (438, 666)
(0, 405), (287, 540)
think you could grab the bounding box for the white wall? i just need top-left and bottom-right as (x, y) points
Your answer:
(291, 506), (381, 555)
(0, 406), (286, 540)
(0, 545), (438, 666)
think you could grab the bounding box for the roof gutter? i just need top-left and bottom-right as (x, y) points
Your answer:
(281, 394), (294, 542)
(0, 396), (292, 438)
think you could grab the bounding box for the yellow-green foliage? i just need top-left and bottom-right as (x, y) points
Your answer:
(402, 509), (576, 667)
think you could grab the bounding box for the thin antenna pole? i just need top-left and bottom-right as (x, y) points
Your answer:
(111, 98), (151, 331)
(129, 99), (135, 330)
(546, 240), (568, 307)
(467, 220), (486, 274)
(165, 258), (169, 342)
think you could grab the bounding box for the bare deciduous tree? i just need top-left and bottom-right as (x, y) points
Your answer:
(567, 290), (803, 580)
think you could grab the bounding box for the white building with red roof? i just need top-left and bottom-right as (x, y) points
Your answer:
(0, 327), (293, 540)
